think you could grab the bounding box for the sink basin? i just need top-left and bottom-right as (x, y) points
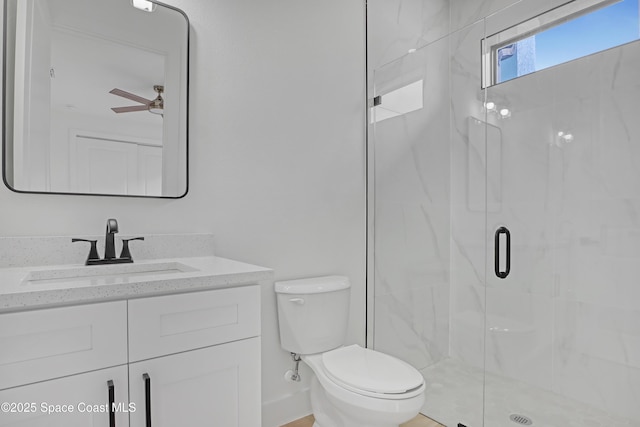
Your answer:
(22, 262), (198, 286)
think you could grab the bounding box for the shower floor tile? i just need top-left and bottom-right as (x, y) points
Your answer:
(421, 359), (640, 427)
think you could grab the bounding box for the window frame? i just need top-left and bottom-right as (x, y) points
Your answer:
(481, 0), (623, 88)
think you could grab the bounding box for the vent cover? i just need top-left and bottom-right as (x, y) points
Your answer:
(510, 414), (533, 425)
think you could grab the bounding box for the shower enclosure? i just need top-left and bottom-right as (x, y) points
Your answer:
(369, 2), (640, 426)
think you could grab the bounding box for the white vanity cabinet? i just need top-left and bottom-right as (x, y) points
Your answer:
(127, 285), (262, 427)
(0, 366), (130, 427)
(129, 338), (260, 427)
(0, 285), (261, 427)
(0, 301), (130, 427)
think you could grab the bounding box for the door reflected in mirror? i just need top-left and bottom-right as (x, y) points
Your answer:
(3, 0), (189, 198)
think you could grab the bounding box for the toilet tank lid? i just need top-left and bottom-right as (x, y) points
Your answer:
(275, 276), (350, 294)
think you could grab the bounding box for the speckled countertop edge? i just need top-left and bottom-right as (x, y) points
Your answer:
(0, 256), (273, 313)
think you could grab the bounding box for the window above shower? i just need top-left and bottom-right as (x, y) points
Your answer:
(482, 0), (640, 87)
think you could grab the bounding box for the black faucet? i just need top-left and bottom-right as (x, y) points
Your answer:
(104, 218), (118, 260)
(72, 219), (144, 265)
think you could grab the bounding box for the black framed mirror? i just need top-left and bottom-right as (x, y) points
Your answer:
(3, 0), (188, 198)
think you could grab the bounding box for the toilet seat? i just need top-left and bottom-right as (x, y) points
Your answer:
(320, 345), (425, 399)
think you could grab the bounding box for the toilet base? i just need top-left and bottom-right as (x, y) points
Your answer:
(309, 376), (420, 427)
(313, 419), (399, 427)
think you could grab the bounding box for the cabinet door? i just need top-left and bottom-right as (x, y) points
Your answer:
(129, 337), (260, 427)
(0, 365), (129, 427)
(0, 301), (127, 390)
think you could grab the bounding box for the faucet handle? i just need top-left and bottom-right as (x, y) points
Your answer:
(72, 238), (100, 265)
(120, 237), (145, 260)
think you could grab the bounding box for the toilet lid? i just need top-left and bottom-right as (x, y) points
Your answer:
(322, 345), (424, 394)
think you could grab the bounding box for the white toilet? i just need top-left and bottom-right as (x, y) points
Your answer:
(275, 276), (425, 427)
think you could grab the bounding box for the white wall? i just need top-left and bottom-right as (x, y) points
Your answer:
(0, 1), (366, 426)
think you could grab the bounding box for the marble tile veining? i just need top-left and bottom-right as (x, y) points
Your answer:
(367, 0), (450, 69)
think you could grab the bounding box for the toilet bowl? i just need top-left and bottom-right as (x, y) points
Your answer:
(304, 345), (425, 427)
(275, 276), (425, 427)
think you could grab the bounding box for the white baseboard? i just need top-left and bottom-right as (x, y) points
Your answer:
(262, 388), (312, 427)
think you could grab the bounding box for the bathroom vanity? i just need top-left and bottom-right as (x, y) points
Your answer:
(0, 252), (272, 427)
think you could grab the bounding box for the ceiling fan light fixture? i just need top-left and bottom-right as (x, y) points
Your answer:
(131, 0), (156, 12)
(149, 85), (164, 115)
(110, 85), (163, 115)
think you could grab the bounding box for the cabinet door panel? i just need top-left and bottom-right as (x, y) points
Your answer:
(0, 365), (129, 427)
(128, 286), (260, 362)
(129, 338), (260, 427)
(0, 301), (128, 390)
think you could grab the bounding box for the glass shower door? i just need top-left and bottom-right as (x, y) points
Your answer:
(483, 13), (640, 427)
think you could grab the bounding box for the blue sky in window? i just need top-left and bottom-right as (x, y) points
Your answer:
(535, 0), (640, 70)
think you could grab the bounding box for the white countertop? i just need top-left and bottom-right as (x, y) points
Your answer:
(0, 256), (273, 313)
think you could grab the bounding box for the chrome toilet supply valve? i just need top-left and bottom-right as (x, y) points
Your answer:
(285, 353), (302, 382)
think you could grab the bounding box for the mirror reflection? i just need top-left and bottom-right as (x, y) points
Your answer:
(3, 0), (189, 197)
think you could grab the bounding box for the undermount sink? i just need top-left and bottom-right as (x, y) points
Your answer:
(22, 262), (198, 286)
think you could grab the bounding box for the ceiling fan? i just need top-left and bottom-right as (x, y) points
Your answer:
(110, 85), (164, 115)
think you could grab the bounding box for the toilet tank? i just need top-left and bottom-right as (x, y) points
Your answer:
(275, 276), (350, 355)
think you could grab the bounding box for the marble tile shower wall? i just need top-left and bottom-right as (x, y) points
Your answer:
(371, 0), (640, 423)
(368, 0), (452, 372)
(367, 0), (450, 72)
(372, 35), (451, 371)
(368, 0), (535, 374)
(448, 17), (487, 371)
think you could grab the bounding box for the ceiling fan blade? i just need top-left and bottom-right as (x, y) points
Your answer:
(109, 88), (152, 105)
(111, 105), (149, 113)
